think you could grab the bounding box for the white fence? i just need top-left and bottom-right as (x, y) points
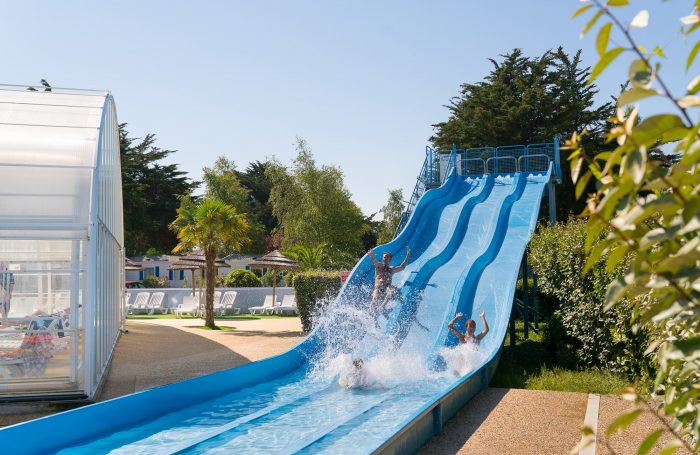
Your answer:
(125, 287), (295, 314)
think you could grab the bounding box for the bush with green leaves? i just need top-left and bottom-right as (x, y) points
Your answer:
(261, 270), (284, 287)
(223, 269), (261, 287)
(142, 275), (169, 288)
(570, 2), (699, 451)
(529, 217), (652, 377)
(291, 271), (342, 332)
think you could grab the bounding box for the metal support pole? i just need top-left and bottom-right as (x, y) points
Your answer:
(509, 306), (516, 348)
(548, 179), (556, 225)
(533, 272), (540, 330)
(522, 254), (529, 340)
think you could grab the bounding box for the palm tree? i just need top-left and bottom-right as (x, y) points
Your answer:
(284, 243), (328, 270)
(170, 197), (249, 328)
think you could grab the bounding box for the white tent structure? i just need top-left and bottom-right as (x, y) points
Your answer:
(0, 85), (123, 400)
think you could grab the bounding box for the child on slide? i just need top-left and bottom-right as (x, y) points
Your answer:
(339, 357), (370, 389)
(447, 311), (489, 347)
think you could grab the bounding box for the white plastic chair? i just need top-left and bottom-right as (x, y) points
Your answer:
(249, 295), (275, 315)
(147, 292), (166, 315)
(175, 295), (199, 318)
(211, 291), (223, 316)
(219, 291), (238, 315)
(130, 292), (151, 315)
(274, 294), (298, 315)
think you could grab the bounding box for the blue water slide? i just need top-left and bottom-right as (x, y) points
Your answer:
(0, 164), (552, 455)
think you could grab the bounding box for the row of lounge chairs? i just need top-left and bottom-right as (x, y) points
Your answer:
(126, 291), (298, 317)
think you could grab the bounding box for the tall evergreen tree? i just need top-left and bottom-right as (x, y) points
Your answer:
(431, 48), (614, 218)
(120, 124), (197, 255)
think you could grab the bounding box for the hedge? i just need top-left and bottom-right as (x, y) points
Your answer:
(292, 270), (342, 332)
(529, 217), (652, 379)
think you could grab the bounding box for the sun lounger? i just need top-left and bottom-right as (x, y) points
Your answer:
(130, 292), (151, 315)
(219, 291), (239, 315)
(147, 292), (166, 315)
(249, 295), (275, 315)
(274, 294), (298, 315)
(211, 291), (223, 315)
(175, 295), (200, 318)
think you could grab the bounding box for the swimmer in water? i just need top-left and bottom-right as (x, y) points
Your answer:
(447, 311), (489, 347)
(339, 357), (370, 389)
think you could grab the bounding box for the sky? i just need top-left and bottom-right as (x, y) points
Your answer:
(1, 0), (695, 217)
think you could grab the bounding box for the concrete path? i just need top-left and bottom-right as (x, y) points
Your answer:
(418, 388), (588, 455)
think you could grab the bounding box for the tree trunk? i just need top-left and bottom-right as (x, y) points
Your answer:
(205, 250), (216, 328)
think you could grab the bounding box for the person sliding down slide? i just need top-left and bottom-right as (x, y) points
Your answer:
(447, 311), (489, 347)
(368, 247), (410, 316)
(338, 358), (370, 389)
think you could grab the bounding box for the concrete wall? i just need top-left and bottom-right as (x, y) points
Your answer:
(125, 287), (294, 313)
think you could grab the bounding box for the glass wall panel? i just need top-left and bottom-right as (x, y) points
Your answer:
(0, 239), (84, 394)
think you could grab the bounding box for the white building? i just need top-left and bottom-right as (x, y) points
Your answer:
(0, 85), (122, 400)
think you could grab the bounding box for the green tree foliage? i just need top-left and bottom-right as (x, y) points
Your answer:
(120, 124), (197, 255)
(377, 189), (406, 244)
(224, 269), (262, 287)
(170, 197), (250, 328)
(202, 157), (276, 253)
(291, 271), (342, 332)
(267, 139), (366, 258)
(529, 218), (652, 378)
(261, 270), (284, 287)
(284, 243), (329, 270)
(570, 2), (699, 452)
(431, 48), (614, 218)
(142, 275), (168, 288)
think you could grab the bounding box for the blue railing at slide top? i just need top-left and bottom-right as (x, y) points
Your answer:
(395, 138), (561, 236)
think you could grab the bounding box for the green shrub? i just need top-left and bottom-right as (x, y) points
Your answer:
(224, 269), (262, 287)
(529, 217), (652, 378)
(261, 270), (284, 287)
(142, 275), (168, 288)
(292, 271), (342, 332)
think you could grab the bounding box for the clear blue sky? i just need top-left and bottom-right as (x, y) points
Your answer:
(1, 1), (693, 216)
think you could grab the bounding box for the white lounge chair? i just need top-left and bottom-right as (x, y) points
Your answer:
(130, 292), (151, 315)
(175, 295), (199, 318)
(274, 294), (298, 315)
(211, 291), (223, 315)
(249, 295), (275, 315)
(147, 292), (166, 315)
(219, 291), (239, 315)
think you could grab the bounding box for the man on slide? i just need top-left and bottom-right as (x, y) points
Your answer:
(368, 246), (410, 316)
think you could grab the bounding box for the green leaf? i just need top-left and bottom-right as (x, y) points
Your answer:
(606, 408), (643, 435)
(590, 47), (625, 82)
(572, 3), (593, 18)
(623, 147), (647, 184)
(607, 0), (629, 5)
(652, 46), (666, 58)
(687, 75), (700, 94)
(581, 10), (604, 38)
(629, 59), (654, 88)
(604, 276), (630, 309)
(571, 155), (584, 183)
(664, 337), (700, 361)
(618, 87), (658, 106)
(677, 95), (700, 107)
(657, 439), (683, 455)
(597, 23), (613, 57)
(631, 115), (688, 146)
(575, 170), (592, 199)
(637, 429), (664, 455)
(606, 244), (629, 273)
(686, 40), (700, 71)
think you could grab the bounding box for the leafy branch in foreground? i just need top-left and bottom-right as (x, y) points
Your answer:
(570, 1), (699, 453)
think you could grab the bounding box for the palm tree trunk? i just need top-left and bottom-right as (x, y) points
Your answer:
(205, 250), (216, 328)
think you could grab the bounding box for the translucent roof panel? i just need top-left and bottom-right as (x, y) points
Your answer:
(0, 87), (111, 239)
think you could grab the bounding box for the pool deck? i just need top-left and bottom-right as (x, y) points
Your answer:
(1, 318), (690, 454)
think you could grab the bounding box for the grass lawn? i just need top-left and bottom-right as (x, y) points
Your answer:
(491, 321), (629, 395)
(126, 313), (298, 320)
